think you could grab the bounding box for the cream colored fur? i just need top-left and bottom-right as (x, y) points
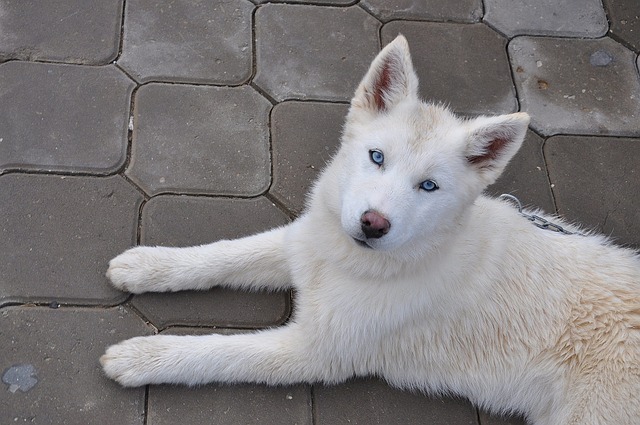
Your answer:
(101, 36), (640, 425)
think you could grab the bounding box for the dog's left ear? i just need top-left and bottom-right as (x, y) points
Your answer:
(465, 112), (530, 185)
(350, 35), (419, 114)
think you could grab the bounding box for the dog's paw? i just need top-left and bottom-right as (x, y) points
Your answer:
(100, 337), (166, 387)
(106, 246), (174, 293)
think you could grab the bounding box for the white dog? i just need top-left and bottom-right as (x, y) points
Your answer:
(102, 36), (640, 424)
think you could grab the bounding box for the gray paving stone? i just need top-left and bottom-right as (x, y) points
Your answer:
(509, 37), (640, 137)
(147, 326), (311, 425)
(314, 378), (478, 424)
(149, 383), (311, 425)
(254, 4), (380, 102)
(487, 130), (555, 213)
(361, 0), (482, 23)
(131, 195), (290, 328)
(0, 0), (123, 64)
(603, 0), (640, 51)
(0, 175), (142, 306)
(254, 0), (351, 4)
(0, 62), (134, 174)
(0, 306), (153, 425)
(271, 101), (348, 215)
(484, 0), (608, 38)
(545, 135), (640, 247)
(118, 0), (253, 84)
(126, 84), (271, 197)
(479, 411), (527, 425)
(382, 22), (517, 115)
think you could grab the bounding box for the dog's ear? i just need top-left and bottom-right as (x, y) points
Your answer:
(465, 112), (530, 185)
(350, 35), (419, 113)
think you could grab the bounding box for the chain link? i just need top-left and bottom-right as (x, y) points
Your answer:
(498, 194), (578, 236)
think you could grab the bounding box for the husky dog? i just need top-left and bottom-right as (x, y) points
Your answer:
(102, 36), (640, 424)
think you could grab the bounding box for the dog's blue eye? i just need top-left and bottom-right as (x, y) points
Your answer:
(369, 150), (384, 166)
(420, 180), (439, 192)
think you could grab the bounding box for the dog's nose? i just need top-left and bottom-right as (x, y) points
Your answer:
(361, 210), (390, 239)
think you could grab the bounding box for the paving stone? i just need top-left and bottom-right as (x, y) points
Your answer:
(479, 411), (528, 425)
(254, 4), (380, 102)
(314, 378), (478, 424)
(382, 22), (517, 115)
(484, 0), (608, 38)
(487, 130), (555, 213)
(146, 327), (312, 425)
(509, 37), (640, 137)
(118, 0), (253, 84)
(361, 0), (482, 23)
(131, 195), (291, 328)
(0, 0), (123, 64)
(545, 135), (640, 247)
(271, 101), (348, 215)
(0, 175), (142, 306)
(0, 62), (134, 174)
(603, 0), (640, 51)
(149, 382), (311, 425)
(126, 84), (271, 197)
(0, 306), (153, 424)
(254, 0), (351, 4)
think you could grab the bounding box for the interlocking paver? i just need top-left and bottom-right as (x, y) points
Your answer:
(382, 22), (517, 115)
(509, 36), (640, 136)
(131, 195), (290, 328)
(0, 174), (142, 306)
(0, 62), (134, 174)
(479, 411), (527, 425)
(484, 0), (608, 38)
(314, 378), (477, 424)
(147, 328), (311, 425)
(361, 0), (482, 23)
(0, 0), (123, 64)
(118, 0), (253, 84)
(487, 130), (555, 213)
(545, 135), (640, 247)
(0, 306), (153, 424)
(254, 4), (380, 102)
(271, 101), (348, 215)
(254, 0), (352, 4)
(604, 0), (640, 51)
(126, 84), (271, 197)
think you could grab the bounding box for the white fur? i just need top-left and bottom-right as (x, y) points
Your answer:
(102, 36), (640, 425)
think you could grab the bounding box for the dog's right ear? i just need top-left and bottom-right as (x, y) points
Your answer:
(350, 35), (419, 114)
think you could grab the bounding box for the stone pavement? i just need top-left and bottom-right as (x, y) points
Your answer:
(1, 0), (639, 423)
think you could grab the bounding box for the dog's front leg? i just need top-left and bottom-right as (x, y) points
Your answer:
(106, 226), (292, 294)
(101, 326), (328, 387)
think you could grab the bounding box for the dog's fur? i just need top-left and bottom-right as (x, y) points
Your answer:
(102, 36), (640, 424)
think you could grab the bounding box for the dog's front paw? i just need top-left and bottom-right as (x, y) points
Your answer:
(100, 337), (166, 387)
(106, 246), (175, 293)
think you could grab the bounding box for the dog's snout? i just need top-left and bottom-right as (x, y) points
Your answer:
(361, 210), (391, 239)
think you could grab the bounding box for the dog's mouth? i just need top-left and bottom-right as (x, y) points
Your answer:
(352, 237), (373, 249)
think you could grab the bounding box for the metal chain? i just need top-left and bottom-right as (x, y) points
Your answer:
(498, 194), (578, 236)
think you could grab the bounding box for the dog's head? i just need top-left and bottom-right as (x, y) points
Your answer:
(329, 35), (529, 252)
